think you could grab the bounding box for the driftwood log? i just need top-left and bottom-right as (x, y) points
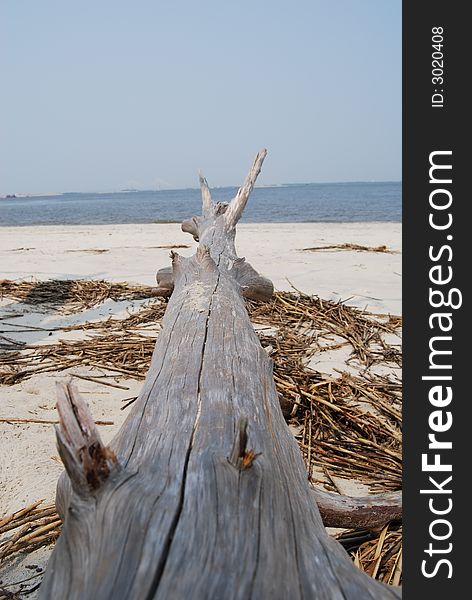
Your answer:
(40, 150), (401, 599)
(312, 488), (401, 531)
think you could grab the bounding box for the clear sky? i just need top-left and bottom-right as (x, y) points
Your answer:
(0, 1), (401, 194)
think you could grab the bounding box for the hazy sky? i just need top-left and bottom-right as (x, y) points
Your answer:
(0, 1), (401, 194)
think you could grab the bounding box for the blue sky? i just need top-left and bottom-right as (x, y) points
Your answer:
(0, 1), (401, 194)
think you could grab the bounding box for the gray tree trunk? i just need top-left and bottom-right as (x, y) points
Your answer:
(40, 151), (401, 599)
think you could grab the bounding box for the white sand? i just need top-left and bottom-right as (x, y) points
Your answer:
(0, 222), (401, 593)
(1, 222), (401, 314)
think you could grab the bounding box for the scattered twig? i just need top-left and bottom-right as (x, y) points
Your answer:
(0, 501), (61, 564)
(70, 373), (130, 390)
(300, 243), (396, 254)
(0, 418), (113, 426)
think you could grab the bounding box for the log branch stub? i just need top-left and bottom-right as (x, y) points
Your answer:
(229, 417), (260, 470)
(181, 216), (200, 241)
(154, 254), (273, 301)
(312, 487), (402, 530)
(170, 250), (182, 267)
(232, 257), (274, 301)
(154, 266), (174, 297)
(199, 172), (213, 213)
(55, 382), (119, 496)
(224, 148), (268, 229)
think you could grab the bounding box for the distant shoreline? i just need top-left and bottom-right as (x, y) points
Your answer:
(0, 182), (402, 227)
(1, 180), (402, 199)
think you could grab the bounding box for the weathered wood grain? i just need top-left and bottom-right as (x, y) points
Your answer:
(40, 151), (401, 599)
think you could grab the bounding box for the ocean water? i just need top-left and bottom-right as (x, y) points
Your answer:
(0, 182), (401, 226)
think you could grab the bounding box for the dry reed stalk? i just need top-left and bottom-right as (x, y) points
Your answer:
(0, 279), (155, 314)
(0, 502), (61, 564)
(301, 243), (396, 253)
(338, 524), (403, 585)
(0, 418), (113, 426)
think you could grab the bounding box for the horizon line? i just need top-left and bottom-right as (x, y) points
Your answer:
(1, 179), (402, 199)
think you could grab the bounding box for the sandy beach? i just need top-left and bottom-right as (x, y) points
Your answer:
(1, 222), (401, 313)
(0, 221), (401, 594)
